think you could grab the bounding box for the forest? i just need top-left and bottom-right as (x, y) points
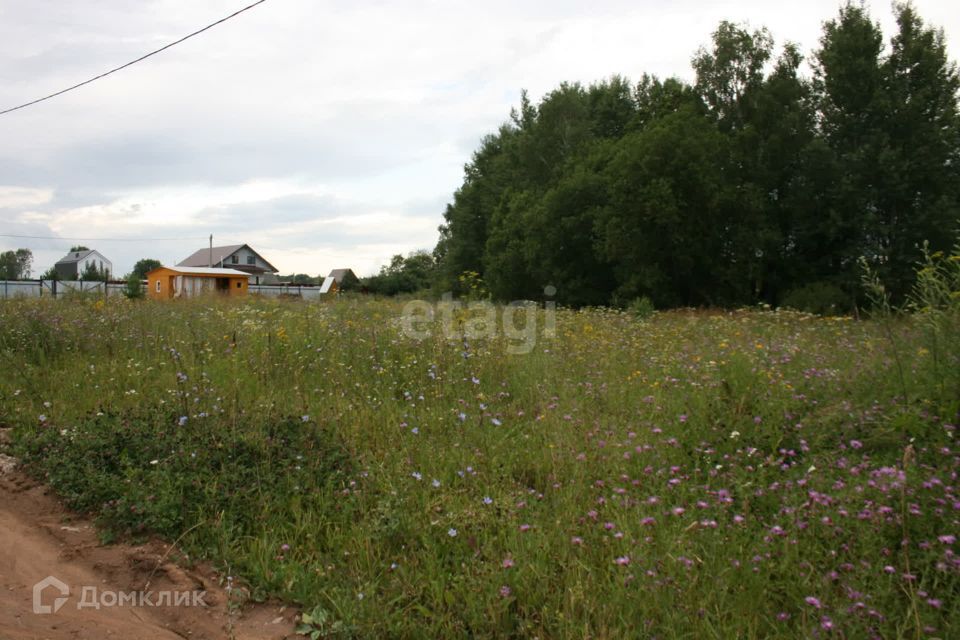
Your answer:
(421, 3), (960, 311)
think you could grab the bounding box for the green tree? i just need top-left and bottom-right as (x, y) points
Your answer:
(131, 258), (162, 279)
(599, 106), (725, 306)
(0, 249), (33, 280)
(364, 251), (436, 295)
(80, 261), (107, 281)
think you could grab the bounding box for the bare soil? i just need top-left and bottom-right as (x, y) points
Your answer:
(0, 433), (298, 640)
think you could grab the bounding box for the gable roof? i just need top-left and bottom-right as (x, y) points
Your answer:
(177, 244), (278, 273)
(56, 249), (100, 264)
(328, 268), (357, 283)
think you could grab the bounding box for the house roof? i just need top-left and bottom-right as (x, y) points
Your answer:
(148, 266), (250, 277)
(177, 244), (279, 273)
(55, 249), (99, 264)
(328, 268), (357, 283)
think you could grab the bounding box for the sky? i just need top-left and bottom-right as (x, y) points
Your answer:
(1, 0), (958, 278)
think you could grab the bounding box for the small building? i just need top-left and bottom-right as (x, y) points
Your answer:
(319, 275), (338, 294)
(327, 268), (359, 291)
(146, 266), (249, 300)
(177, 244), (279, 284)
(54, 249), (112, 280)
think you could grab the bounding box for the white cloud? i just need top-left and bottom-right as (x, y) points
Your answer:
(0, 0), (957, 277)
(0, 185), (53, 208)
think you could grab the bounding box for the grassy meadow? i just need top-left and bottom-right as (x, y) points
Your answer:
(0, 286), (958, 638)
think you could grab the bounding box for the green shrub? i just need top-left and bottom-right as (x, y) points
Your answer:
(627, 295), (655, 320)
(780, 281), (850, 315)
(123, 273), (145, 299)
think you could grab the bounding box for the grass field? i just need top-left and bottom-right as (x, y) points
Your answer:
(0, 289), (957, 638)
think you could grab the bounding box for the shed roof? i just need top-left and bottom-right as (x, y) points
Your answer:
(149, 266), (249, 276)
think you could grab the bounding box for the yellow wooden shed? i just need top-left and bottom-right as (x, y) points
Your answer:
(146, 266), (249, 300)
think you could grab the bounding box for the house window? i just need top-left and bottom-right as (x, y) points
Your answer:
(236, 282), (242, 288)
(246, 256), (255, 265)
(156, 280), (161, 292)
(231, 255), (238, 264)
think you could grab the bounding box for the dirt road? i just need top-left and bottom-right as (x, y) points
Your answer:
(0, 435), (297, 640)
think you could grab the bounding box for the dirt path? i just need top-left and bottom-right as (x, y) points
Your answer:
(0, 436), (297, 640)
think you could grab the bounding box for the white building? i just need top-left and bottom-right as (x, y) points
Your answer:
(54, 249), (112, 280)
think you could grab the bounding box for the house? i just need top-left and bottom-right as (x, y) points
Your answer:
(177, 244), (279, 284)
(327, 268), (359, 291)
(319, 275), (338, 294)
(54, 249), (112, 280)
(146, 266), (249, 300)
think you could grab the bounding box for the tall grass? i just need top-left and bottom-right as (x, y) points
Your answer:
(0, 290), (957, 638)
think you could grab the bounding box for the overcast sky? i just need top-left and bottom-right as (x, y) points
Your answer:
(1, 0), (957, 278)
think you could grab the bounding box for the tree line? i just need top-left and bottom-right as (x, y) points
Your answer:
(427, 3), (960, 311)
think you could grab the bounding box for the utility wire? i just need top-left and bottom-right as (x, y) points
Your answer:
(0, 0), (269, 116)
(1, 234), (210, 242)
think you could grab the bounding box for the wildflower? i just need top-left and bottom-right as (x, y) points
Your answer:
(850, 439), (863, 449)
(883, 565), (896, 574)
(821, 616), (834, 630)
(301, 415), (310, 422)
(518, 524), (531, 532)
(499, 585), (511, 598)
(490, 418), (502, 426)
(615, 556), (631, 566)
(178, 415), (188, 427)
(805, 596), (822, 609)
(483, 496), (493, 505)
(927, 598), (942, 609)
(412, 472), (422, 481)
(571, 536), (584, 545)
(411, 427), (419, 435)
(432, 479), (441, 488)
(447, 528), (458, 537)
(280, 543), (291, 552)
(501, 557), (514, 569)
(38, 414), (47, 423)
(938, 535), (956, 545)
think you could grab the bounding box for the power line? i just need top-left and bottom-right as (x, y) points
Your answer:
(1, 234), (210, 242)
(0, 0), (270, 116)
